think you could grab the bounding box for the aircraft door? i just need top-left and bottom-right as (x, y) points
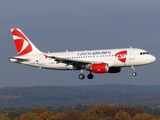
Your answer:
(39, 55), (44, 65)
(129, 49), (134, 60)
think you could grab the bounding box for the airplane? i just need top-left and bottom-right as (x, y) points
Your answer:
(9, 28), (156, 80)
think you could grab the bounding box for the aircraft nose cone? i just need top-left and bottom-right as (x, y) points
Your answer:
(150, 55), (156, 63)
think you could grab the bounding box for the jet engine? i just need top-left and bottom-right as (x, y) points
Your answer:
(91, 63), (108, 73)
(91, 63), (121, 73)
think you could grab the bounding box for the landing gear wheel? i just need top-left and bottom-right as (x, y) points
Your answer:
(131, 66), (137, 77)
(78, 74), (85, 80)
(132, 72), (137, 76)
(87, 73), (94, 79)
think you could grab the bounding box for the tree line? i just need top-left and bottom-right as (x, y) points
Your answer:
(1, 104), (160, 120)
(1, 84), (160, 108)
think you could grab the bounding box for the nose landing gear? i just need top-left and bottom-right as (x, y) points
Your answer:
(132, 72), (137, 76)
(131, 66), (137, 76)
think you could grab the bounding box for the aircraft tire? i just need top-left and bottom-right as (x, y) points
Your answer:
(78, 74), (85, 80)
(132, 72), (137, 76)
(87, 73), (94, 79)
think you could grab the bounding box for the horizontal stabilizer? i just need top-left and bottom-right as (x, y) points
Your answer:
(9, 56), (30, 62)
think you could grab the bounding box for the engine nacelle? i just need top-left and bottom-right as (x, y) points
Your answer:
(91, 63), (121, 74)
(108, 67), (121, 73)
(91, 63), (108, 73)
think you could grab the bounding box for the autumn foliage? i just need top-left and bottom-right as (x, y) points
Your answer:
(0, 104), (159, 120)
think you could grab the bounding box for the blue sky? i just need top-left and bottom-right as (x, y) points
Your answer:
(1, 0), (160, 87)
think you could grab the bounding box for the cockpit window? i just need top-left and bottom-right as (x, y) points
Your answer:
(140, 52), (149, 55)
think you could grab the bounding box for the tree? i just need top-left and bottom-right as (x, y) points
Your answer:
(74, 104), (93, 112)
(85, 104), (114, 119)
(39, 111), (57, 120)
(0, 114), (5, 120)
(114, 110), (131, 120)
(61, 110), (84, 120)
(117, 106), (145, 117)
(17, 112), (39, 120)
(133, 113), (156, 120)
(8, 111), (20, 119)
(30, 108), (47, 115)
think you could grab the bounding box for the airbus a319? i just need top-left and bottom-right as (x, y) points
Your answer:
(9, 28), (156, 79)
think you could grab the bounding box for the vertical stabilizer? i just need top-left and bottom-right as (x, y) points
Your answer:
(11, 28), (42, 56)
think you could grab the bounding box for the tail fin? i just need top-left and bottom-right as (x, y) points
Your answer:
(11, 28), (42, 56)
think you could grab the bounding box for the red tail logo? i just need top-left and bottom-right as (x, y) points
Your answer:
(12, 29), (32, 56)
(115, 50), (127, 63)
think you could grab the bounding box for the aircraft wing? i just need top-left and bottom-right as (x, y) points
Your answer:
(48, 56), (95, 67)
(48, 55), (115, 69)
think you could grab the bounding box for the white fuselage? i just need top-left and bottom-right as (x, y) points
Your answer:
(10, 48), (156, 70)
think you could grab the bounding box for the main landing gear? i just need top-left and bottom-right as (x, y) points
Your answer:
(78, 74), (85, 79)
(131, 66), (137, 76)
(78, 70), (94, 80)
(87, 72), (94, 79)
